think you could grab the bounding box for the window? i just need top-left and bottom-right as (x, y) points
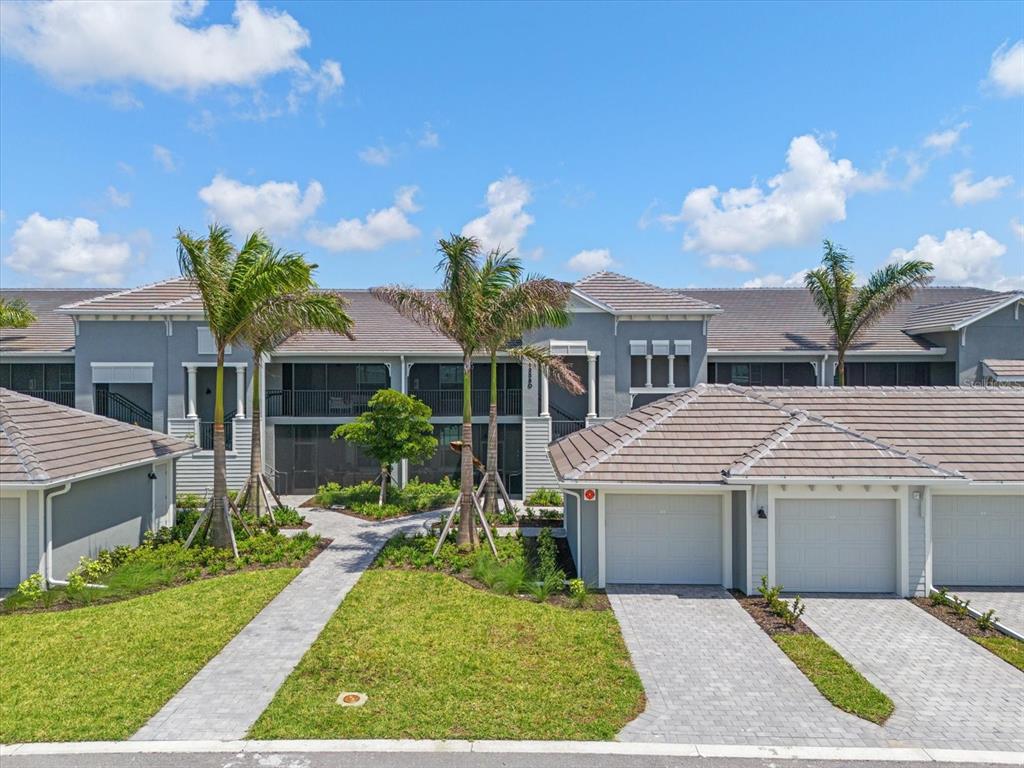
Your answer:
(730, 364), (750, 385)
(865, 362), (898, 386)
(439, 364), (462, 387)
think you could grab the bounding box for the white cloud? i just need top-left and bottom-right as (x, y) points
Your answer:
(358, 143), (393, 167)
(923, 121), (969, 153)
(567, 248), (615, 273)
(418, 123), (440, 149)
(152, 145), (176, 172)
(987, 40), (1024, 97)
(663, 135), (868, 255)
(187, 109), (218, 136)
(117, 161), (135, 176)
(950, 170), (1013, 206)
(0, 0), (341, 109)
(5, 213), (135, 285)
(742, 270), (807, 288)
(706, 253), (755, 272)
(306, 187), (420, 252)
(106, 186), (131, 208)
(890, 228), (1019, 289)
(462, 175), (535, 256)
(198, 174), (324, 236)
(1011, 217), (1024, 242)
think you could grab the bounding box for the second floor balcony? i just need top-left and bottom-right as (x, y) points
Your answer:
(409, 387), (522, 417)
(266, 388), (382, 418)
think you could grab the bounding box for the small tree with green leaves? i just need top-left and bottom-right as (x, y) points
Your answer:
(331, 389), (438, 505)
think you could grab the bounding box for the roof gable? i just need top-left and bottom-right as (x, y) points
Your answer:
(902, 291), (1024, 334)
(574, 272), (720, 315)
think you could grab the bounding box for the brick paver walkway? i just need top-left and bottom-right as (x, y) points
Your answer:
(132, 505), (434, 741)
(944, 587), (1024, 638)
(801, 596), (1024, 752)
(609, 586), (884, 747)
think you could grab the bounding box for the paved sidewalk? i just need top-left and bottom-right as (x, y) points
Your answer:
(132, 506), (435, 741)
(608, 586), (884, 747)
(801, 597), (1024, 752)
(944, 587), (1023, 638)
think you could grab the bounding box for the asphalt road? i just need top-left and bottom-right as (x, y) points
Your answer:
(1, 753), (1009, 768)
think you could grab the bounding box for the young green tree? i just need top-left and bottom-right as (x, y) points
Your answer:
(477, 250), (582, 514)
(805, 240), (933, 386)
(331, 389), (438, 505)
(0, 297), (36, 329)
(177, 224), (327, 552)
(238, 281), (354, 518)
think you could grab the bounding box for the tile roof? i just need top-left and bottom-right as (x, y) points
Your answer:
(902, 291), (1024, 333)
(982, 359), (1024, 379)
(59, 277), (203, 314)
(685, 286), (996, 353)
(550, 385), (1024, 485)
(0, 289), (110, 354)
(575, 272), (720, 314)
(0, 389), (196, 486)
(271, 291), (459, 355)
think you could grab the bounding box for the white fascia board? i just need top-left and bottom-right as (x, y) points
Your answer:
(568, 288), (616, 315)
(723, 476), (969, 486)
(5, 447), (199, 490)
(709, 348), (946, 357)
(951, 294), (1024, 330)
(557, 481), (728, 491)
(0, 351), (75, 358)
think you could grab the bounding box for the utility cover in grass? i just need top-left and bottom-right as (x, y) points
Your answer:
(250, 569), (645, 741)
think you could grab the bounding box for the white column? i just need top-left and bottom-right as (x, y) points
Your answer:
(540, 366), (549, 416)
(236, 366), (246, 418)
(186, 365), (198, 418)
(586, 353), (597, 418)
(645, 354), (653, 388)
(667, 354), (676, 388)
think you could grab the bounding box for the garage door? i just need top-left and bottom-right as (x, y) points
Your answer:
(0, 498), (21, 589)
(606, 494), (721, 584)
(934, 495), (1024, 587)
(776, 499), (897, 593)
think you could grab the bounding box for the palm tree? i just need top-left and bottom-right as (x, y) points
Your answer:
(805, 240), (933, 386)
(237, 279), (354, 520)
(477, 250), (582, 515)
(177, 224), (326, 552)
(373, 234), (488, 549)
(0, 297), (36, 329)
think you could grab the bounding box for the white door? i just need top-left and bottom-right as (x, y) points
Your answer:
(776, 498), (897, 593)
(0, 498), (21, 589)
(933, 495), (1024, 587)
(606, 494), (722, 584)
(152, 463), (172, 530)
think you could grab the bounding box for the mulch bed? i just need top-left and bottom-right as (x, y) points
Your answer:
(909, 597), (1004, 639)
(730, 589), (813, 636)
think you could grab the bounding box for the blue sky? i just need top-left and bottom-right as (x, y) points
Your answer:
(1, 0), (1021, 291)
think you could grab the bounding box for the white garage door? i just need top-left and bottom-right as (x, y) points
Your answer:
(0, 498), (21, 589)
(606, 494), (722, 584)
(776, 499), (897, 593)
(934, 495), (1024, 587)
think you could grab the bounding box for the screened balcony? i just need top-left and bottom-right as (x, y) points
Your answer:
(266, 363), (389, 417)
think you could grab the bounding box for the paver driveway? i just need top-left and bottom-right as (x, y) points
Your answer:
(608, 586), (883, 747)
(944, 587), (1024, 638)
(801, 596), (1024, 752)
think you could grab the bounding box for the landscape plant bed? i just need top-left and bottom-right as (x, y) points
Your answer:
(732, 589), (894, 724)
(911, 597), (1024, 672)
(0, 568), (299, 743)
(329, 503), (423, 522)
(249, 569), (642, 740)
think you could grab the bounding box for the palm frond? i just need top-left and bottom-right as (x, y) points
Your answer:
(0, 297), (36, 329)
(371, 285), (460, 344)
(849, 259), (933, 338)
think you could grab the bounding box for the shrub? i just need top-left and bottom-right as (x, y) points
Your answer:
(490, 559), (528, 595)
(568, 578), (588, 608)
(780, 595), (807, 627)
(495, 506), (517, 525)
(176, 493), (204, 512)
(272, 506), (306, 527)
(535, 528), (559, 580)
(977, 609), (999, 631)
(952, 596), (971, 618)
(526, 571), (564, 602)
(525, 488), (563, 507)
(350, 501), (407, 520)
(930, 587), (949, 607)
(14, 573), (44, 601)
(758, 575), (784, 611)
(65, 571), (87, 595)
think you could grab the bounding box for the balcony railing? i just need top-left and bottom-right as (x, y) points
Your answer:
(198, 420), (234, 451)
(265, 389), (381, 418)
(552, 419), (586, 440)
(409, 388), (522, 417)
(17, 389), (75, 407)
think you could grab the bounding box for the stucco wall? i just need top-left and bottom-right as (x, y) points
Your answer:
(958, 304), (1024, 382)
(47, 464), (154, 579)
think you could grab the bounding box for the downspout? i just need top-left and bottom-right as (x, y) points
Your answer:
(563, 489), (582, 579)
(820, 354), (829, 387)
(45, 483), (105, 588)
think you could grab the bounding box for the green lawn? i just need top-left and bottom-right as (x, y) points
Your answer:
(974, 635), (1024, 671)
(774, 634), (894, 724)
(0, 568), (298, 743)
(250, 569), (644, 740)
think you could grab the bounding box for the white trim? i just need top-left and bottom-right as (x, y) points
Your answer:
(180, 361), (248, 369)
(707, 348), (948, 357)
(560, 482), (727, 492)
(3, 449), (196, 490)
(766, 486), (776, 586)
(89, 361), (154, 368)
(904, 293), (1024, 334)
(721, 491), (732, 589)
(899, 488), (910, 597)
(745, 488), (753, 595)
(725, 476), (968, 486)
(0, 351), (75, 358)
(597, 490), (606, 589)
(923, 486), (933, 595)
(628, 386), (685, 395)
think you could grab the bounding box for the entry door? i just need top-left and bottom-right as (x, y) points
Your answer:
(606, 494), (722, 584)
(775, 499), (897, 593)
(291, 426), (319, 494)
(933, 495), (1024, 586)
(0, 498), (21, 588)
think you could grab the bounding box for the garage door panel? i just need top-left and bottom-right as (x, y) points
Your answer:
(776, 499), (897, 594)
(606, 494), (722, 585)
(933, 495), (1024, 587)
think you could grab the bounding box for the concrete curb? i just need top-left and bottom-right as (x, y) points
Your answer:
(2, 739), (1022, 764)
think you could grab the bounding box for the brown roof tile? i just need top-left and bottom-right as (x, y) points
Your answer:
(0, 289), (110, 354)
(903, 292), (1024, 333)
(576, 272), (720, 314)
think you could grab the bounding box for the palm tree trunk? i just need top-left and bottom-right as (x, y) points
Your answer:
(457, 353), (476, 549)
(209, 347), (233, 549)
(484, 350), (499, 516)
(836, 348), (846, 386)
(247, 354), (264, 516)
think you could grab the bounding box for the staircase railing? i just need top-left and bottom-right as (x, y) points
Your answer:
(549, 404), (585, 440)
(96, 389), (153, 430)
